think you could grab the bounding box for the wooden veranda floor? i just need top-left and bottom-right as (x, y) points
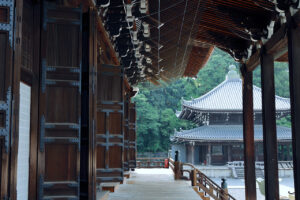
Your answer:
(107, 168), (200, 200)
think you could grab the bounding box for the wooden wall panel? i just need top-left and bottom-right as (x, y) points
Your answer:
(96, 64), (124, 183)
(128, 103), (136, 169)
(0, 0), (14, 199)
(38, 2), (82, 199)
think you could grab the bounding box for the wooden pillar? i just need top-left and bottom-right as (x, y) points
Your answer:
(207, 144), (211, 165)
(191, 142), (195, 165)
(241, 66), (256, 200)
(80, 8), (97, 199)
(260, 51), (279, 199)
(227, 145), (232, 162)
(288, 21), (300, 199)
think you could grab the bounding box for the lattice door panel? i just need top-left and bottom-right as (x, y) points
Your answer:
(38, 2), (82, 199)
(96, 64), (124, 183)
(129, 103), (136, 169)
(123, 95), (129, 171)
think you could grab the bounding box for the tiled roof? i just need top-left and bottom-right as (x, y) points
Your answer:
(172, 125), (291, 142)
(181, 66), (290, 112)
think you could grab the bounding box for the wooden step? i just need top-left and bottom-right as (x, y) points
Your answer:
(97, 190), (110, 200)
(192, 187), (207, 199)
(202, 195), (210, 200)
(101, 182), (120, 193)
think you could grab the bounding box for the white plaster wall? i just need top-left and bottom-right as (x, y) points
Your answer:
(16, 83), (31, 200)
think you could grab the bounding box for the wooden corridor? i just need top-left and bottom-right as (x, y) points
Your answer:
(107, 169), (200, 200)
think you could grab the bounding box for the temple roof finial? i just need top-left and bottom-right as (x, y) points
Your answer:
(226, 64), (240, 80)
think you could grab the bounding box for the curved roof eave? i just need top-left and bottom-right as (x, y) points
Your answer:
(181, 77), (290, 112)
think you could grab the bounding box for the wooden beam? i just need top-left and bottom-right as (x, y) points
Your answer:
(246, 24), (288, 72)
(288, 21), (300, 200)
(85, 0), (120, 66)
(241, 65), (256, 200)
(260, 51), (279, 199)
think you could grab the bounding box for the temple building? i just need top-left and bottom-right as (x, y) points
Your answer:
(1, 0), (300, 198)
(171, 65), (292, 166)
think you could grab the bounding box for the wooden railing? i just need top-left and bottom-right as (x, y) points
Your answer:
(169, 158), (175, 172)
(136, 157), (167, 168)
(227, 161), (294, 169)
(172, 161), (236, 200)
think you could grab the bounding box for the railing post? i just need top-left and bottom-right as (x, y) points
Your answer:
(191, 169), (197, 186)
(221, 178), (229, 200)
(174, 161), (181, 180)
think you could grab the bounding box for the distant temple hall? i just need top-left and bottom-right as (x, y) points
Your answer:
(171, 66), (292, 166)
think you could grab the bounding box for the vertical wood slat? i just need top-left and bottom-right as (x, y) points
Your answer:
(88, 7), (97, 200)
(38, 2), (82, 199)
(80, 7), (97, 200)
(288, 22), (300, 200)
(260, 51), (279, 200)
(26, 1), (41, 199)
(241, 65), (256, 200)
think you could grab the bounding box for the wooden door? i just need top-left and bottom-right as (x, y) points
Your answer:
(123, 95), (129, 171)
(96, 64), (124, 183)
(38, 2), (82, 199)
(0, 0), (14, 198)
(80, 7), (97, 200)
(128, 103), (136, 169)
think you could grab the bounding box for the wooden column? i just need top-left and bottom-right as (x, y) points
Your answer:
(227, 145), (232, 162)
(241, 66), (256, 200)
(207, 144), (211, 165)
(260, 51), (279, 199)
(80, 8), (97, 199)
(190, 142), (195, 165)
(288, 21), (300, 199)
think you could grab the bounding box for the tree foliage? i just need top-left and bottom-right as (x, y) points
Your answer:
(133, 48), (291, 152)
